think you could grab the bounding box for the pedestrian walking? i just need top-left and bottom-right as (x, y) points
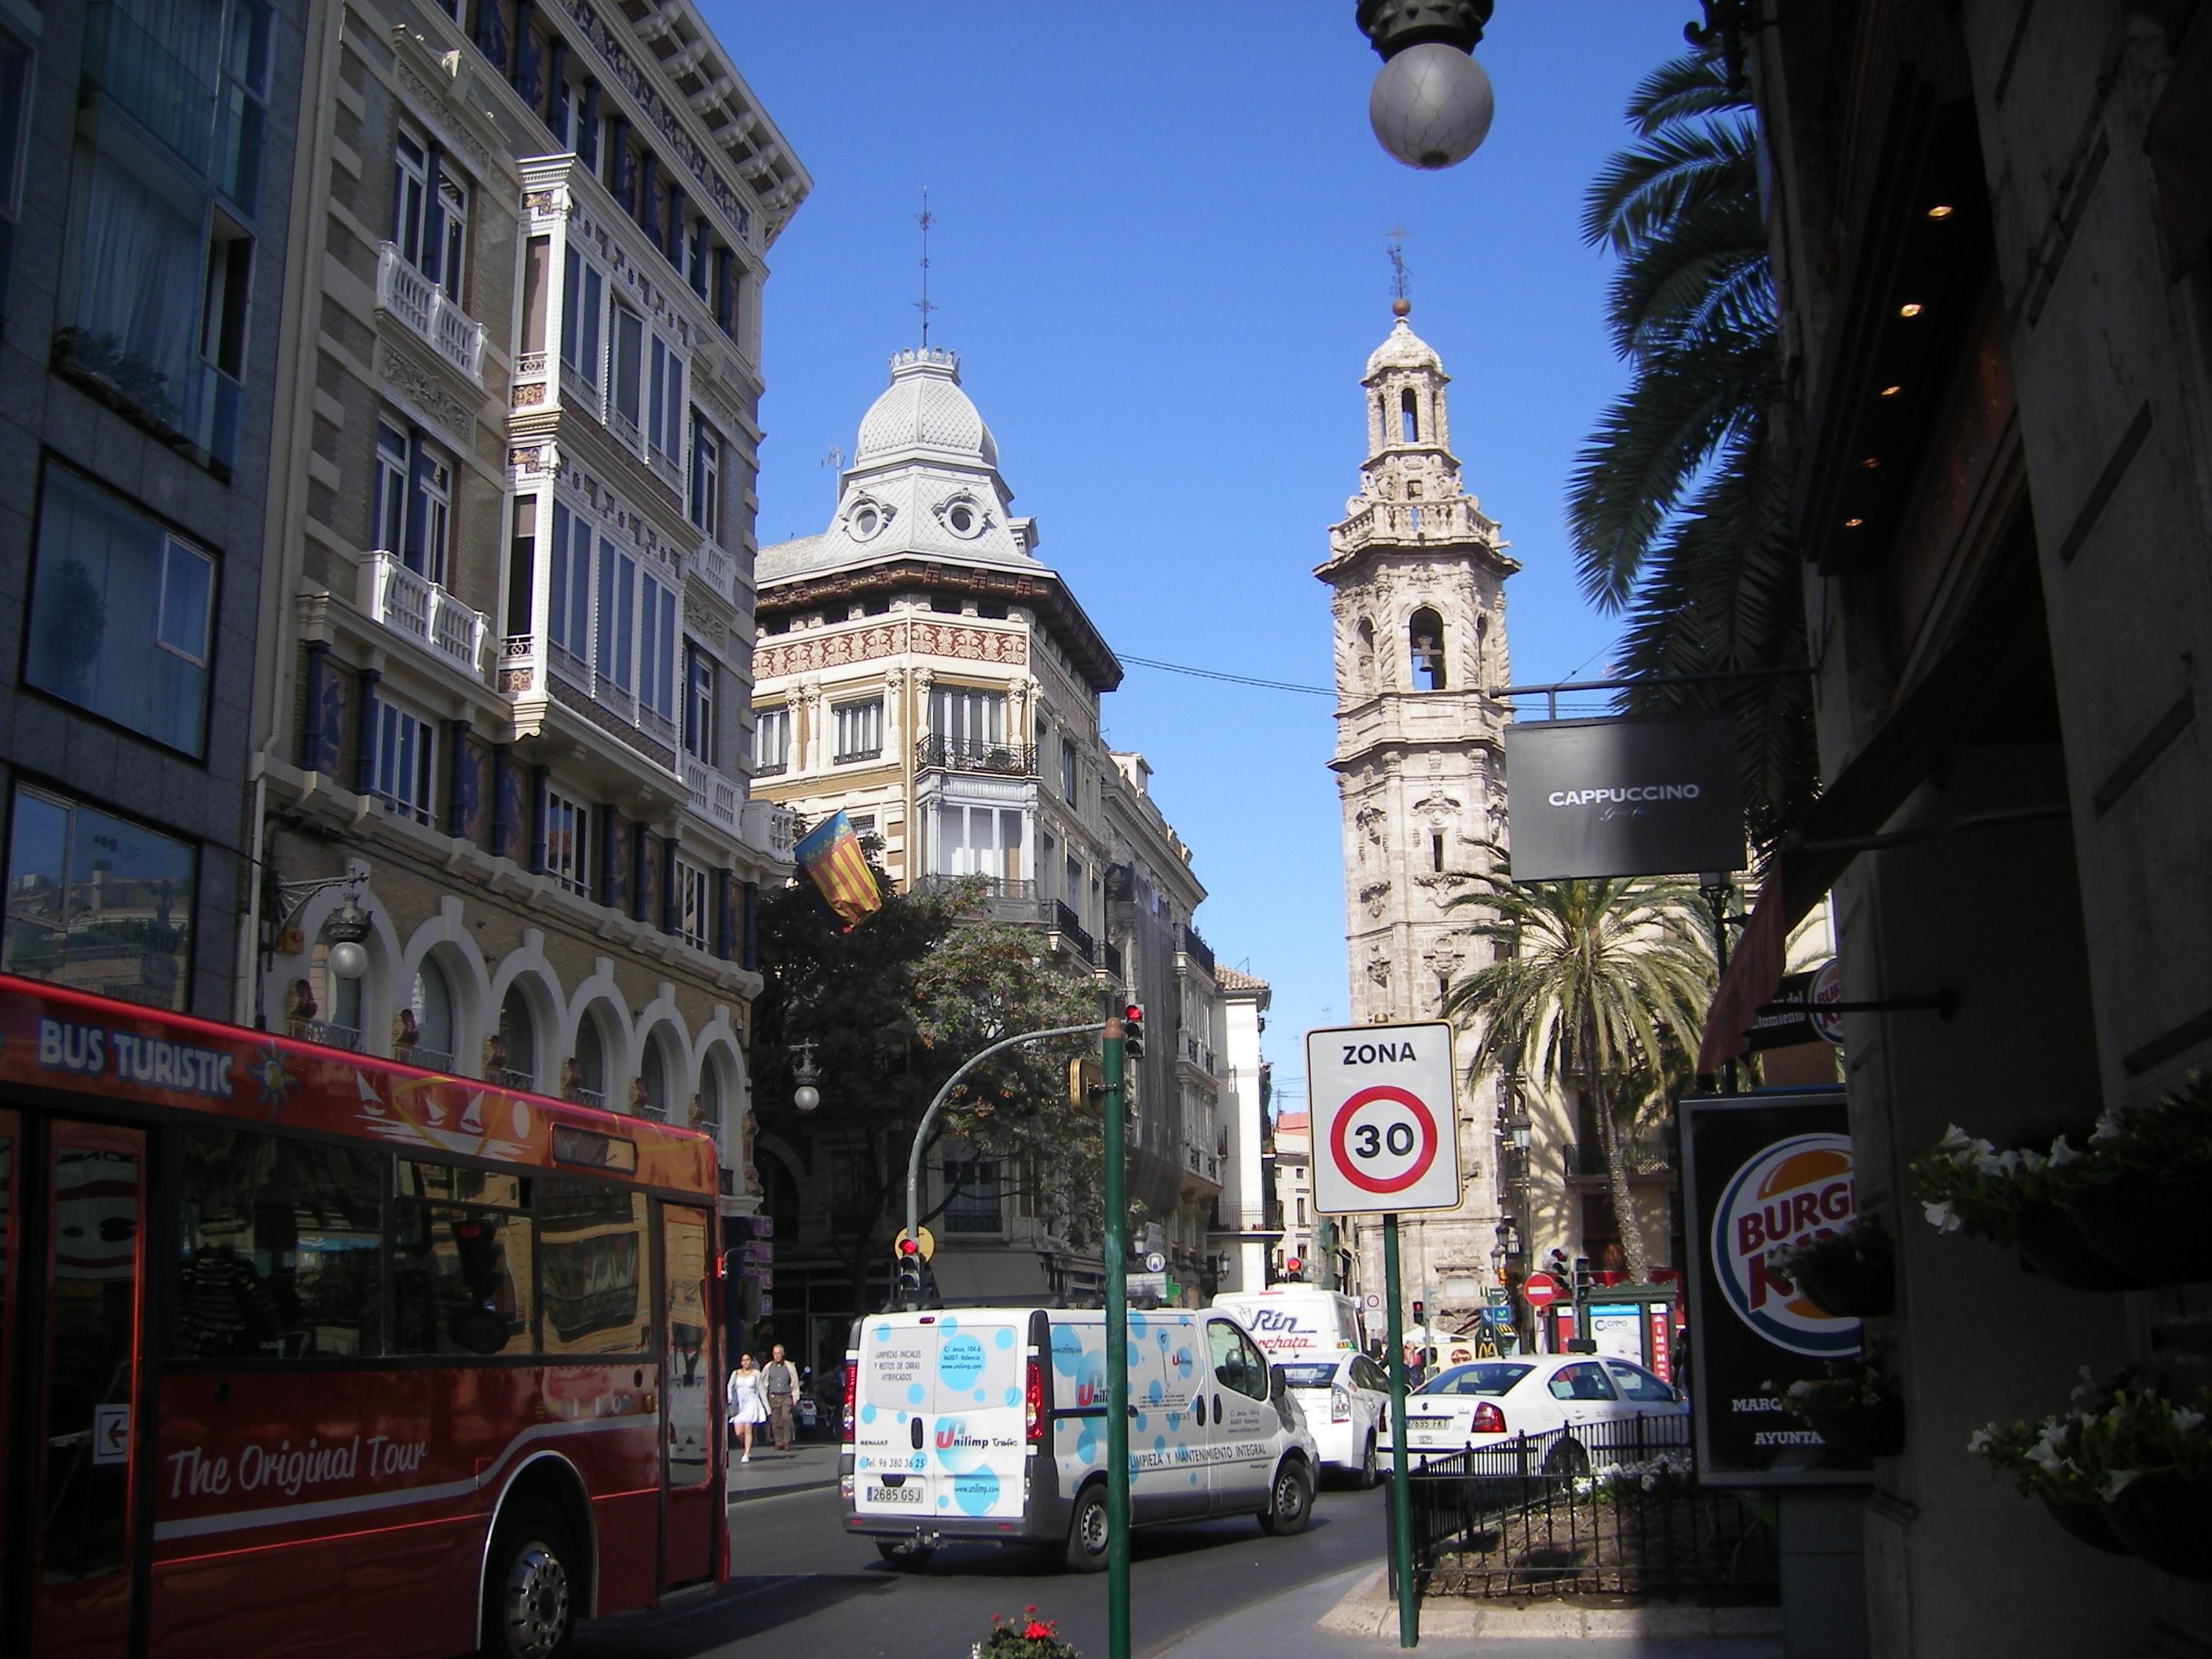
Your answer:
(727, 1352), (766, 1463)
(761, 1342), (800, 1452)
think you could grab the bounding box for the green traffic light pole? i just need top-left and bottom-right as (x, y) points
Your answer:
(903, 1020), (1104, 1309)
(1101, 1009), (1133, 1659)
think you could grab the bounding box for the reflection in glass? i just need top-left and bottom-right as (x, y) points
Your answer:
(538, 1181), (646, 1355)
(2, 784), (195, 1009)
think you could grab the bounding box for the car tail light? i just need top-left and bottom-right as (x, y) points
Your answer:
(1026, 1358), (1045, 1443)
(1471, 1401), (1507, 1434)
(841, 1362), (858, 1442)
(1331, 1385), (1352, 1423)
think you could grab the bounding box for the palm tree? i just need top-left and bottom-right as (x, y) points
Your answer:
(1444, 873), (1715, 1282)
(1568, 53), (1815, 851)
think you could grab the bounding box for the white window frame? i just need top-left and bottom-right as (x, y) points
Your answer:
(420, 447), (452, 587)
(372, 422), (408, 555)
(688, 410), (721, 538)
(544, 786), (591, 897)
(373, 699), (437, 826)
(647, 332), (683, 460)
(639, 570), (676, 720)
(610, 304), (643, 432)
(683, 640), (716, 764)
(674, 859), (710, 951)
(753, 706), (789, 775)
(833, 697), (882, 762)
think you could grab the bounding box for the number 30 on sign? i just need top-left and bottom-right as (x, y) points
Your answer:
(1306, 1021), (1463, 1215)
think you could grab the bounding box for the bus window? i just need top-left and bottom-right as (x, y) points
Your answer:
(538, 1180), (650, 1355)
(397, 1159), (527, 1211)
(391, 1204), (534, 1357)
(171, 1127), (383, 1361)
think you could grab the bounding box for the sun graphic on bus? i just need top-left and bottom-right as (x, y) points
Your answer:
(250, 1044), (298, 1115)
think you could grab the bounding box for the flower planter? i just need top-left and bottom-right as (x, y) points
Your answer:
(2040, 1494), (2133, 1557)
(2013, 1205), (2156, 1292)
(2104, 1480), (2212, 1580)
(1790, 1254), (1895, 1320)
(1810, 1398), (1905, 1462)
(2067, 1175), (2212, 1287)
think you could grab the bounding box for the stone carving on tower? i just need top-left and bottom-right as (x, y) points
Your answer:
(1317, 296), (1520, 1334)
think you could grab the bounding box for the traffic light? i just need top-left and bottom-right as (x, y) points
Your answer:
(1122, 1003), (1145, 1059)
(895, 1235), (923, 1305)
(1284, 1255), (1304, 1280)
(1411, 1299), (1425, 1324)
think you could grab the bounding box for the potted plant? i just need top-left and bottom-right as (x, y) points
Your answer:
(974, 1606), (1082, 1659)
(1909, 1125), (2149, 1291)
(1973, 1370), (2212, 1579)
(1969, 1372), (2136, 1557)
(1769, 1216), (1895, 1318)
(2065, 1073), (2212, 1286)
(1772, 1351), (1905, 1461)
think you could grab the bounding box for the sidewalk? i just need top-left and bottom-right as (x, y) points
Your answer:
(1147, 1564), (1783, 1659)
(723, 1437), (842, 1504)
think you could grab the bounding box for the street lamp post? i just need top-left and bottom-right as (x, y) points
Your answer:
(1357, 0), (1497, 170)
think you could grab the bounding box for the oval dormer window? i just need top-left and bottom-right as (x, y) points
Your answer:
(851, 503), (882, 540)
(947, 502), (976, 535)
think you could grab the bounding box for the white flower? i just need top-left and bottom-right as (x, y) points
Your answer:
(2173, 1407), (2205, 1434)
(2049, 1136), (2082, 1167)
(2090, 1108), (2124, 1144)
(1975, 1148), (2022, 1177)
(2016, 1148), (2048, 1174)
(1923, 1199), (1960, 1233)
(1967, 1427), (1994, 1455)
(1936, 1124), (1974, 1155)
(2100, 1469), (2140, 1500)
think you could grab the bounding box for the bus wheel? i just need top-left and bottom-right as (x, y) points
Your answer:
(1064, 1483), (1111, 1573)
(876, 1539), (936, 1570)
(1259, 1457), (1314, 1536)
(482, 1501), (577, 1659)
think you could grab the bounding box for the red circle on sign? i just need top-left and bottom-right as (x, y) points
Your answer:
(1518, 1272), (1562, 1309)
(1328, 1084), (1440, 1195)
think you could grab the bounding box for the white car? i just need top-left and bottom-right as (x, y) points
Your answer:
(1379, 1354), (1687, 1473)
(1273, 1351), (1393, 1486)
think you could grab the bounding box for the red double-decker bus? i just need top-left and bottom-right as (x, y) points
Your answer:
(0, 974), (727, 1657)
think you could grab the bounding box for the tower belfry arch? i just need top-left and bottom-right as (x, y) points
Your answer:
(1317, 295), (1519, 1333)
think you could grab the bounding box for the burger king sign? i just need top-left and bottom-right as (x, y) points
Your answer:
(1708, 1132), (1861, 1357)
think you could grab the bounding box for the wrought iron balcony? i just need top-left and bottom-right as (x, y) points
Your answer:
(1177, 924), (1216, 978)
(361, 551), (487, 679)
(914, 735), (1036, 777)
(1101, 939), (1124, 980)
(375, 242), (487, 387)
(1563, 1138), (1673, 1179)
(1050, 900), (1094, 963)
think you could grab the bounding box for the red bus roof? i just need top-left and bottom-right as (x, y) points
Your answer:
(0, 973), (717, 1195)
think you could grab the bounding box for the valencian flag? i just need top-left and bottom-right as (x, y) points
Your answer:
(793, 810), (882, 928)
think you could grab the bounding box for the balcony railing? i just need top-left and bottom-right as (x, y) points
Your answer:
(361, 551), (488, 679)
(914, 873), (1045, 926)
(572, 1086), (607, 1111)
(496, 1068), (537, 1093)
(680, 753), (741, 831)
(1179, 1031), (1217, 1074)
(690, 537), (740, 606)
(1177, 924), (1216, 978)
(376, 243), (487, 387)
(504, 631), (688, 768)
(1329, 495), (1495, 558)
(1563, 1139), (1673, 1178)
(1184, 1143), (1221, 1184)
(1101, 939), (1124, 980)
(914, 735), (1036, 777)
(1052, 900), (1094, 963)
(397, 1046), (455, 1074)
(287, 1019), (362, 1052)
(742, 797), (798, 861)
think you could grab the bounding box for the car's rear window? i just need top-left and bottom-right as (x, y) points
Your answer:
(1418, 1363), (1533, 1397)
(1277, 1363), (1340, 1389)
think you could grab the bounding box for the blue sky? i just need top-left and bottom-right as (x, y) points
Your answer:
(713, 2), (1694, 1113)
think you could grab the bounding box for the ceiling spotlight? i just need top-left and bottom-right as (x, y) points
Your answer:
(1899, 302), (1924, 318)
(1860, 457), (1881, 470)
(1926, 204), (1954, 219)
(1879, 385), (1903, 397)
(1844, 517), (1865, 529)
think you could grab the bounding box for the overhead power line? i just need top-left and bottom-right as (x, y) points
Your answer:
(1119, 655), (1334, 697)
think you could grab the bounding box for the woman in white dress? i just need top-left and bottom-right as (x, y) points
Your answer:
(727, 1352), (767, 1463)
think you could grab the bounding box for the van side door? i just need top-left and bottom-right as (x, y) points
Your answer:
(1130, 1315), (1209, 1522)
(1203, 1318), (1276, 1514)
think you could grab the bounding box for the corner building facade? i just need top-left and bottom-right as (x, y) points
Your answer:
(250, 0), (808, 1221)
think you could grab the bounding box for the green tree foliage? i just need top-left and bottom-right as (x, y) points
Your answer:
(751, 869), (1104, 1309)
(1569, 52), (1815, 851)
(1445, 871), (1715, 1282)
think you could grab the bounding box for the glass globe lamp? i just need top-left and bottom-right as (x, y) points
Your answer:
(1368, 42), (1494, 170)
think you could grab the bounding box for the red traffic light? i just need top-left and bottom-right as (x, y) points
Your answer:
(897, 1237), (921, 1257)
(1122, 1003), (1144, 1024)
(1284, 1256), (1302, 1275)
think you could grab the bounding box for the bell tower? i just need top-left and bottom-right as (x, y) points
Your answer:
(1317, 298), (1518, 1331)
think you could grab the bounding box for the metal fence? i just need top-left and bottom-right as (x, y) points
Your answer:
(1389, 1415), (1777, 1603)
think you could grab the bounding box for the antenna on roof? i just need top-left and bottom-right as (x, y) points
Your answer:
(821, 445), (843, 510)
(1386, 224), (1411, 317)
(914, 187), (937, 347)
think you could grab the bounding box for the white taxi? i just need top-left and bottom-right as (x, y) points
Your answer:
(1379, 1354), (1686, 1472)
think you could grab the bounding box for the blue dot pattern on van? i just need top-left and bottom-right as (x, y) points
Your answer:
(1051, 1326), (1084, 1375)
(939, 1335), (986, 1392)
(860, 1404), (877, 1425)
(973, 1388), (987, 1401)
(1004, 1386), (1022, 1406)
(1128, 1313), (1148, 1341)
(906, 1383), (925, 1405)
(1147, 1379), (1163, 1405)
(994, 1328), (1015, 1350)
(874, 1324), (892, 1343)
(954, 1468), (1000, 1514)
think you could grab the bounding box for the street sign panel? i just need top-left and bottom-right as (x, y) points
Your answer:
(1362, 1291), (1382, 1310)
(1306, 1022), (1462, 1214)
(1518, 1271), (1562, 1309)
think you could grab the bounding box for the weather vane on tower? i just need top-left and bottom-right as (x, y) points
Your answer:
(914, 188), (936, 347)
(1387, 225), (1411, 318)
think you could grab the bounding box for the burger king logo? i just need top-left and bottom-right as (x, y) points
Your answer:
(1711, 1133), (1862, 1357)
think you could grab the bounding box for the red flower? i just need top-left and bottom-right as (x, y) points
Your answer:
(1024, 1605), (1038, 1615)
(1024, 1621), (1053, 1641)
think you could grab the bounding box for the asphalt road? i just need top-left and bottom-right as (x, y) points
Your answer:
(573, 1477), (1391, 1659)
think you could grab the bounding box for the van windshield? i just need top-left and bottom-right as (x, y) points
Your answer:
(1276, 1363), (1340, 1389)
(1417, 1363), (1533, 1397)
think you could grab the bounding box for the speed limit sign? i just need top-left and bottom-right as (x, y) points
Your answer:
(1306, 1021), (1462, 1214)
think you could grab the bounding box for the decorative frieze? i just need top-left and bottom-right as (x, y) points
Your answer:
(378, 341), (474, 447)
(753, 619), (1027, 682)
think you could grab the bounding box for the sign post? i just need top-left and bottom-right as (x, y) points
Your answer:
(1308, 1021), (1464, 1650)
(1101, 1013), (1130, 1659)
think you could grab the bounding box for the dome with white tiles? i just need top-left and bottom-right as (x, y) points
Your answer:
(852, 347), (998, 469)
(1363, 312), (1443, 381)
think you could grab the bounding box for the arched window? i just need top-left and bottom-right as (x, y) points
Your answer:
(1400, 387), (1419, 443)
(574, 1014), (606, 1108)
(412, 954), (455, 1069)
(498, 985), (536, 1089)
(1356, 618), (1377, 687)
(1409, 607), (1447, 690)
(640, 1036), (668, 1120)
(698, 1056), (723, 1130)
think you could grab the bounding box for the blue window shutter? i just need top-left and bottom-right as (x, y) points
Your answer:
(445, 719), (473, 837)
(403, 425), (431, 574)
(597, 804), (621, 908)
(661, 836), (679, 934)
(300, 641), (328, 771)
(580, 81), (600, 168)
(742, 880), (758, 971)
(545, 38), (566, 137)
(472, 0), (507, 64)
(354, 668), (382, 797)
(511, 1), (540, 104)
(610, 117), (633, 211)
(714, 249), (734, 334)
(690, 218), (709, 299)
(714, 869), (733, 961)
(638, 152), (657, 240)
(491, 744), (513, 858)
(665, 183), (683, 264)
(529, 764), (549, 873)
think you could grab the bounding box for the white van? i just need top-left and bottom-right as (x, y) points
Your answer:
(840, 1306), (1320, 1571)
(1211, 1287), (1366, 1361)
(1212, 1288), (1383, 1483)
